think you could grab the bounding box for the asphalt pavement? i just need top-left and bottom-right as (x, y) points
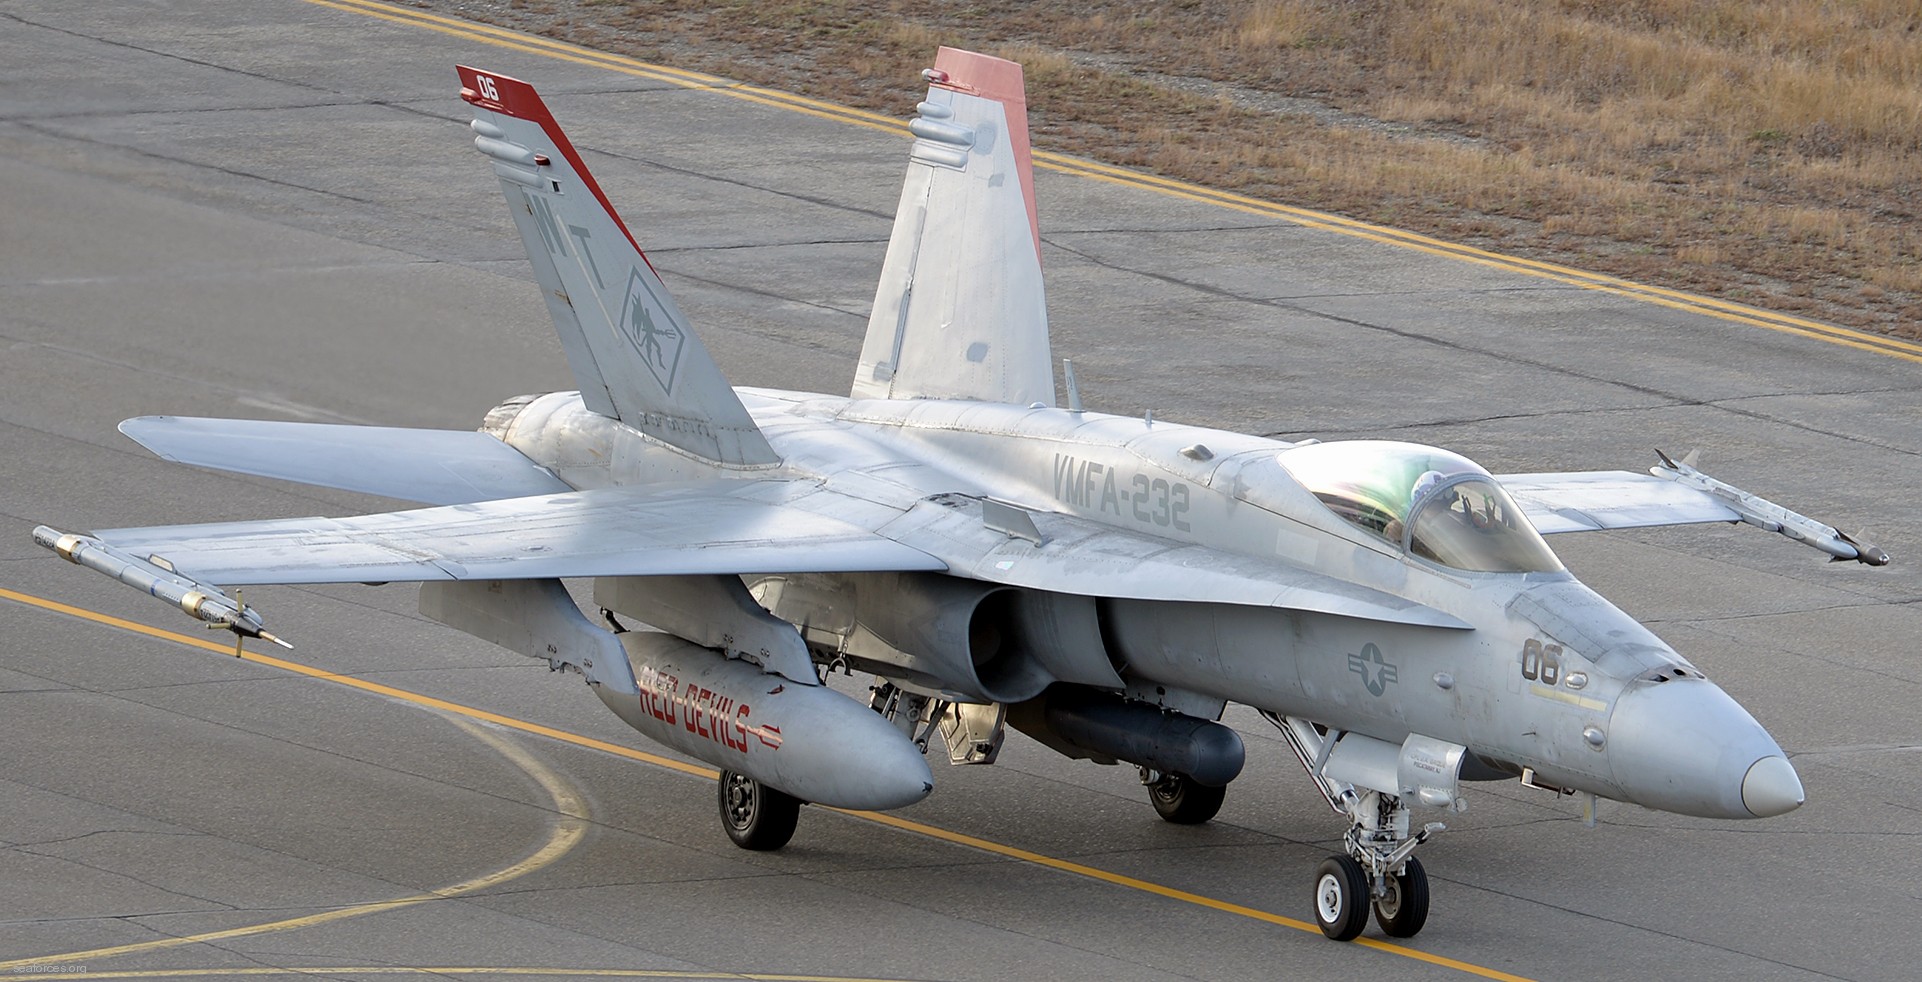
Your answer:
(2, 2), (1919, 980)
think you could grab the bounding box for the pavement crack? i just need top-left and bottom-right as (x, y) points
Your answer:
(0, 12), (349, 100)
(658, 235), (888, 253)
(1262, 401), (1682, 439)
(3, 99), (369, 124)
(8, 829), (204, 850)
(1451, 877), (1857, 981)
(15, 116), (391, 208)
(10, 258), (443, 291)
(587, 144), (896, 223)
(0, 417), (377, 510)
(12, 846), (239, 911)
(0, 907), (234, 928)
(0, 339), (375, 424)
(650, 268), (869, 324)
(1050, 236), (1922, 456)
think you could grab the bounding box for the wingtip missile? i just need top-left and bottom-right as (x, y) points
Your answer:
(1838, 530), (1890, 567)
(1647, 456), (1890, 566)
(31, 525), (294, 642)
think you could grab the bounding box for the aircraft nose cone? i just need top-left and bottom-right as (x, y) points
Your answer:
(1607, 676), (1790, 819)
(1741, 755), (1804, 817)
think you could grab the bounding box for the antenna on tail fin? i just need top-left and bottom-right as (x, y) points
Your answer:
(458, 66), (777, 466)
(853, 48), (1054, 406)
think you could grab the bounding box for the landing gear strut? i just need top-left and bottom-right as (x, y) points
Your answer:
(718, 769), (800, 851)
(1269, 714), (1443, 940)
(1333, 788), (1434, 938)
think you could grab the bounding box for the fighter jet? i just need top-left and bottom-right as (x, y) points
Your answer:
(32, 50), (1887, 942)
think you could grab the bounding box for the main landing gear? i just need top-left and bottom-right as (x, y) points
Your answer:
(718, 769), (800, 851)
(1269, 714), (1442, 941)
(1141, 767), (1227, 825)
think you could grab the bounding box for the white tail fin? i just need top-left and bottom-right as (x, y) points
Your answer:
(854, 49), (1054, 406)
(458, 67), (777, 466)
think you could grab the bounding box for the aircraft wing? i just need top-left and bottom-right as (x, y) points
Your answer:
(1498, 455), (1887, 564)
(47, 482), (945, 587)
(1497, 471), (1738, 533)
(119, 416), (571, 506)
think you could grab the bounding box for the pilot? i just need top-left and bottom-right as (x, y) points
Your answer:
(1410, 469), (1446, 504)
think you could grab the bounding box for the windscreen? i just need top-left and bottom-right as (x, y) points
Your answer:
(1407, 476), (1562, 573)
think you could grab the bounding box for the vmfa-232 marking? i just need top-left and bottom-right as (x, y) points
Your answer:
(31, 49), (1883, 943)
(1051, 452), (1192, 531)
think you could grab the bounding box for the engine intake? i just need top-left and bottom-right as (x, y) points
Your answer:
(748, 572), (1116, 704)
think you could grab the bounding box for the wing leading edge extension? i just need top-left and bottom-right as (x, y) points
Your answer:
(864, 495), (1471, 630)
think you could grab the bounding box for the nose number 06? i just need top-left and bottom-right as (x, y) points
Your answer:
(1521, 638), (1563, 685)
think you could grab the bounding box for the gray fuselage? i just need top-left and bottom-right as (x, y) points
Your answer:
(489, 387), (1797, 820)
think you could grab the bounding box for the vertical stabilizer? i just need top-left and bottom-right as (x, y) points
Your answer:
(854, 49), (1054, 406)
(458, 67), (777, 466)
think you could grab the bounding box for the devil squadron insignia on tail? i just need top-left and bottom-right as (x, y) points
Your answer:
(459, 67), (777, 465)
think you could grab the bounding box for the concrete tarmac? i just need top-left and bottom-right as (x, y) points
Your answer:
(2, 1), (1919, 979)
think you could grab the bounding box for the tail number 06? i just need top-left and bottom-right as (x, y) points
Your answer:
(477, 75), (501, 101)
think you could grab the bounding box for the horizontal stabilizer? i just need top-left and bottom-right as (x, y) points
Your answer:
(80, 482), (946, 586)
(120, 416), (570, 505)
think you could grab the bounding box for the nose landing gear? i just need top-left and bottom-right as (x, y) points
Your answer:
(1269, 713), (1445, 940)
(1315, 789), (1437, 939)
(1315, 849), (1431, 940)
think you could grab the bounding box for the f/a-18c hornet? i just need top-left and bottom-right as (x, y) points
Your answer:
(33, 50), (1888, 941)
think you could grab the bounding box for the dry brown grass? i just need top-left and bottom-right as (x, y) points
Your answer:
(418, 0), (1922, 337)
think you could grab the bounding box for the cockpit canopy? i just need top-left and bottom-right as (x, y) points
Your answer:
(1277, 440), (1563, 573)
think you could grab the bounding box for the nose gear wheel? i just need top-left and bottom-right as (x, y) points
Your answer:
(1372, 855), (1430, 937)
(1313, 855), (1370, 941)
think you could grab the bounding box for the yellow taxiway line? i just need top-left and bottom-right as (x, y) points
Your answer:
(0, 585), (1533, 982)
(0, 637), (591, 972)
(304, 0), (1922, 367)
(0, 969), (927, 982)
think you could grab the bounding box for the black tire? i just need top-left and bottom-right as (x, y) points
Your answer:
(1373, 856), (1430, 938)
(718, 770), (800, 851)
(1312, 855), (1370, 941)
(1149, 774), (1227, 825)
